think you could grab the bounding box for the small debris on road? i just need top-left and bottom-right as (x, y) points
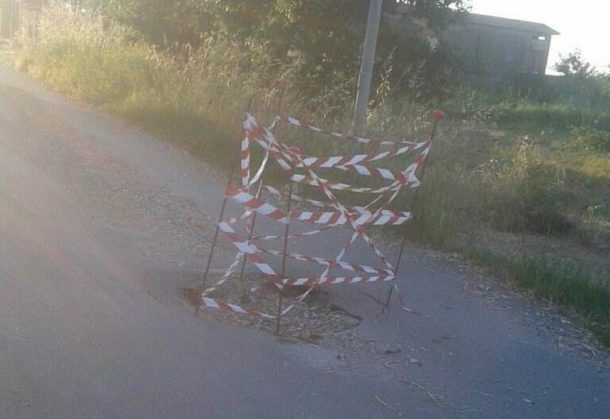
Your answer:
(523, 398), (535, 405)
(185, 278), (360, 342)
(374, 394), (403, 416)
(384, 346), (402, 355)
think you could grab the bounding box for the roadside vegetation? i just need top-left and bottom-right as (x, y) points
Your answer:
(8, 1), (610, 344)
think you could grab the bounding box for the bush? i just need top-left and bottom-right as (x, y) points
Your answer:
(492, 102), (610, 133)
(570, 126), (610, 153)
(478, 139), (574, 235)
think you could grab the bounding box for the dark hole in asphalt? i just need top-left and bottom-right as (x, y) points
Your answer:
(141, 268), (363, 342)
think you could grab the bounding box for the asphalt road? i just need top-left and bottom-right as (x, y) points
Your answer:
(0, 64), (608, 418)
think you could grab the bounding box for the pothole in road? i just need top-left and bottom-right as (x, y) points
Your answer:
(182, 276), (361, 344)
(150, 270), (421, 373)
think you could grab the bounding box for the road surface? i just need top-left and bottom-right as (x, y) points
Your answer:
(0, 64), (608, 418)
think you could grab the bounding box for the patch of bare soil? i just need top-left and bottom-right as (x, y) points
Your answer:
(183, 277), (361, 344)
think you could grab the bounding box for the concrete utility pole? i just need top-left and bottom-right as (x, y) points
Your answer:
(353, 0), (383, 133)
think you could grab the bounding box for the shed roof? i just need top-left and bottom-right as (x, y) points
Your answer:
(466, 13), (560, 35)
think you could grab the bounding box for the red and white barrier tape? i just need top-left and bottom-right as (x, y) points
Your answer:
(279, 115), (418, 147)
(259, 248), (395, 276)
(281, 275), (395, 287)
(201, 112), (434, 320)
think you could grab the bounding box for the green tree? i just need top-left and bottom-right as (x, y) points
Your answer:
(88, 0), (214, 44)
(389, 0), (469, 28)
(88, 0), (470, 102)
(554, 50), (597, 79)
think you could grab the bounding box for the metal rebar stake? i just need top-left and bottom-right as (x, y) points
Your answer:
(384, 235), (407, 310)
(196, 169), (234, 315)
(383, 113), (441, 312)
(275, 182), (293, 335)
(238, 183), (264, 299)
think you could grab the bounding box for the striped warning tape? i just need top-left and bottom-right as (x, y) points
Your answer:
(279, 115), (416, 147)
(217, 217), (395, 278)
(200, 215), (396, 319)
(201, 112), (435, 320)
(227, 186), (412, 226)
(201, 283), (317, 319)
(289, 174), (407, 194)
(295, 140), (430, 169)
(217, 220), (280, 281)
(281, 275), (395, 287)
(202, 297), (276, 319)
(259, 247), (394, 274)
(262, 184), (329, 209)
(262, 184), (401, 220)
(251, 225), (335, 241)
(294, 208), (412, 226)
(243, 115), (430, 190)
(251, 114), (399, 273)
(226, 186), (290, 224)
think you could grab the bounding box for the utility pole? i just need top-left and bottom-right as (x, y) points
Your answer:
(353, 0), (383, 133)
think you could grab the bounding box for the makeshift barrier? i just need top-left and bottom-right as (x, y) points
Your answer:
(199, 111), (441, 332)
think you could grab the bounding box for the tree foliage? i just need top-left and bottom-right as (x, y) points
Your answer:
(390, 0), (469, 28)
(554, 50), (597, 79)
(86, 0), (470, 102)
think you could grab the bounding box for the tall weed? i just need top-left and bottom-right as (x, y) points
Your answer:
(478, 139), (574, 235)
(16, 4), (296, 166)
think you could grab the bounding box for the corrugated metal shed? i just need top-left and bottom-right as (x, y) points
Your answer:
(446, 13), (560, 79)
(387, 10), (560, 81)
(466, 13), (559, 36)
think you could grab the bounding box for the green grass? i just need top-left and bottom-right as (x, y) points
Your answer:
(573, 155), (610, 179)
(493, 102), (610, 133)
(470, 249), (610, 346)
(443, 84), (610, 134)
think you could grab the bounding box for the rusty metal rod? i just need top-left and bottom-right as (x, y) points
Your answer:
(275, 182), (293, 335)
(238, 183), (265, 298)
(383, 112), (441, 310)
(196, 168), (235, 315)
